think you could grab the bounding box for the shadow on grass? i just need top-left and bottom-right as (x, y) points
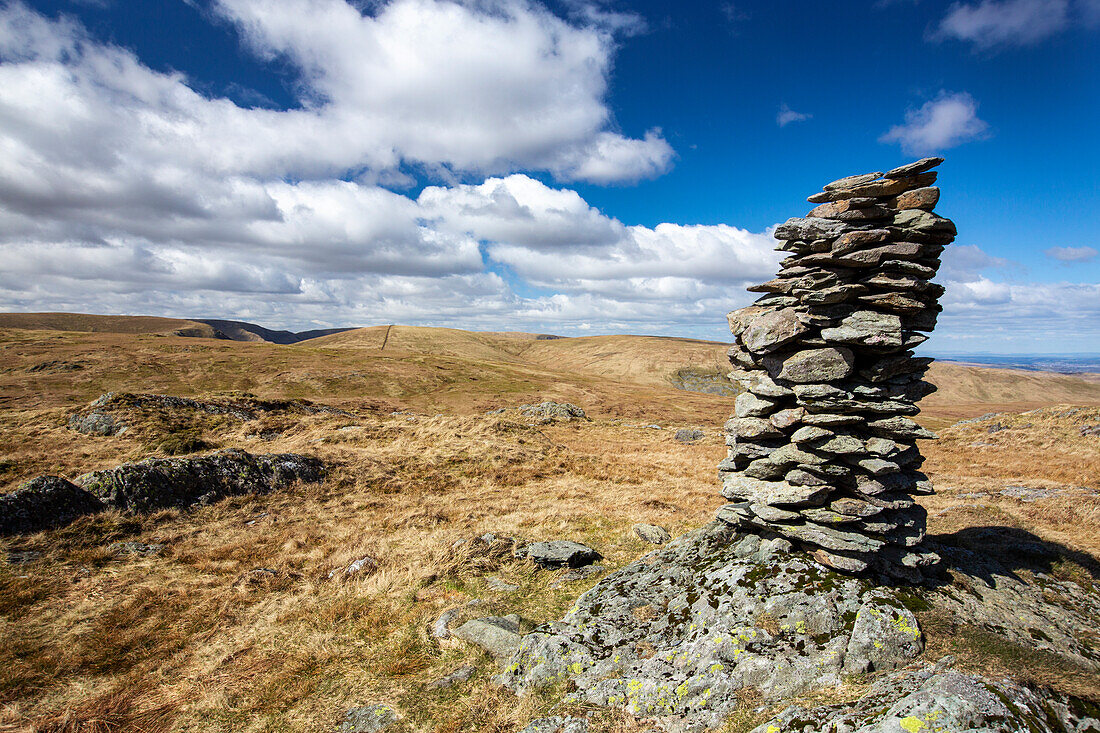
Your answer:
(927, 525), (1100, 586)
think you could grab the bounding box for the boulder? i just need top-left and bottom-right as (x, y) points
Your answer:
(77, 449), (324, 513)
(519, 402), (588, 422)
(519, 540), (602, 569)
(338, 704), (398, 733)
(452, 615), (523, 659)
(674, 428), (705, 443)
(68, 411), (127, 436)
(632, 523), (671, 544)
(0, 476), (105, 536)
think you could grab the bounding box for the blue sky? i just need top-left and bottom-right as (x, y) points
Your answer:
(1, 0), (1098, 352)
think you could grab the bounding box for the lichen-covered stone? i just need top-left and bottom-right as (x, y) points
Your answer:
(0, 476), (105, 536)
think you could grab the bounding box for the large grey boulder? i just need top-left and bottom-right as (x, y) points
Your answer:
(518, 540), (602, 569)
(519, 402), (588, 422)
(0, 476), (105, 536)
(632, 523), (671, 544)
(498, 522), (923, 731)
(752, 662), (1099, 733)
(68, 411), (128, 436)
(77, 449), (324, 513)
(338, 704), (398, 732)
(452, 615), (523, 660)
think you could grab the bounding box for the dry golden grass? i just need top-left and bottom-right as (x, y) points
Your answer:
(1, 324), (1098, 731)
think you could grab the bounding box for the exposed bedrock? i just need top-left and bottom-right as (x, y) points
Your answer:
(719, 157), (953, 581)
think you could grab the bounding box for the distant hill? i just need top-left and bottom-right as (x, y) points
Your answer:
(192, 319), (353, 344)
(0, 312), (220, 338)
(5, 315), (1100, 414)
(0, 312), (353, 344)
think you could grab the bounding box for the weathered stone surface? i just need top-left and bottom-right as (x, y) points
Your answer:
(519, 402), (588, 422)
(821, 310), (903, 348)
(773, 216), (849, 242)
(735, 392), (777, 418)
(338, 704), (398, 732)
(632, 523), (671, 545)
(499, 522), (925, 731)
(725, 417), (783, 440)
(77, 449), (324, 513)
(769, 407), (804, 429)
(518, 540), (602, 569)
(0, 476), (105, 536)
(741, 308), (809, 353)
(772, 347), (855, 383)
(68, 411), (128, 436)
(892, 185), (940, 210)
(884, 156), (944, 179)
(674, 428), (705, 443)
(823, 171), (882, 190)
(726, 305), (770, 337)
(453, 615), (523, 659)
(721, 474), (829, 506)
(752, 663), (1099, 733)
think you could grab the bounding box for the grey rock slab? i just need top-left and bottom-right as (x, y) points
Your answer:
(519, 402), (589, 422)
(770, 347), (855, 383)
(498, 521), (933, 731)
(77, 449), (324, 513)
(884, 156), (944, 178)
(726, 305), (771, 337)
(674, 428), (706, 443)
(633, 523), (671, 544)
(823, 171), (883, 190)
(725, 417), (783, 440)
(842, 592), (923, 673)
(769, 407), (804, 429)
(740, 308), (809, 354)
(68, 411), (127, 436)
(820, 310), (903, 348)
(734, 392), (777, 418)
(0, 475), (105, 536)
(753, 664), (1098, 733)
(453, 615), (523, 659)
(338, 704), (398, 732)
(721, 474), (830, 506)
(773, 216), (849, 242)
(520, 540), (602, 569)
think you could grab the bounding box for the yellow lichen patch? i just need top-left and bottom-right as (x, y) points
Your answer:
(899, 715), (926, 732)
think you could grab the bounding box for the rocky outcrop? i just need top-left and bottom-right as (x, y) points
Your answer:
(0, 450), (324, 534)
(499, 522), (925, 731)
(720, 158), (953, 581)
(752, 660), (1100, 733)
(519, 402), (589, 422)
(77, 449), (324, 512)
(499, 521), (1100, 732)
(67, 392), (352, 436)
(0, 476), (105, 536)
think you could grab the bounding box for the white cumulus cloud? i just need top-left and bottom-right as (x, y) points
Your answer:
(1045, 245), (1098, 263)
(933, 0), (1069, 48)
(879, 91), (990, 155)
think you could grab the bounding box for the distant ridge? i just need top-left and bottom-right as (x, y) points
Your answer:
(192, 319), (354, 344)
(0, 312), (354, 344)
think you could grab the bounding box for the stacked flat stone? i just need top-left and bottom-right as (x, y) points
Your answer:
(717, 157), (953, 582)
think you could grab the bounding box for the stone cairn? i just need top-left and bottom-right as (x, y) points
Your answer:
(717, 157), (954, 582)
